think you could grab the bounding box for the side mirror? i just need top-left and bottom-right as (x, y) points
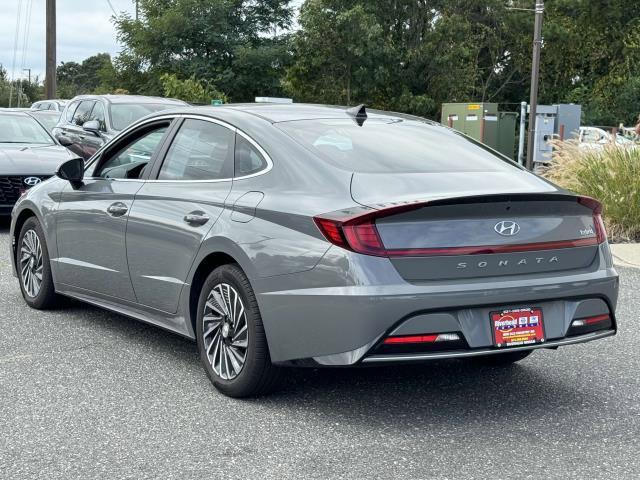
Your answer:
(82, 120), (101, 135)
(56, 157), (84, 188)
(57, 135), (73, 147)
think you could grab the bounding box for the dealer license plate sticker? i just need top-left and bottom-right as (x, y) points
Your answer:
(491, 307), (545, 348)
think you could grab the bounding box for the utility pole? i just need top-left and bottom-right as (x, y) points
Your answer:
(23, 68), (31, 84)
(45, 0), (56, 99)
(135, 0), (139, 21)
(525, 0), (544, 170)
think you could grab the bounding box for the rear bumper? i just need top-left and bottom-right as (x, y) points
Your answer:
(257, 245), (619, 364)
(362, 329), (615, 364)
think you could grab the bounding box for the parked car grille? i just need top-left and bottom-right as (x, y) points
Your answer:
(0, 176), (51, 205)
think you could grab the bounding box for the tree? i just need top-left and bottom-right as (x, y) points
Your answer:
(160, 73), (227, 104)
(57, 53), (118, 97)
(284, 2), (389, 105)
(284, 0), (640, 125)
(114, 0), (294, 101)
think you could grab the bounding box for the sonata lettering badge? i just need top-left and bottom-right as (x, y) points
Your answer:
(491, 307), (545, 348)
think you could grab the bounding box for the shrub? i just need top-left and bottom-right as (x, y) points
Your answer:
(542, 141), (640, 242)
(159, 74), (227, 105)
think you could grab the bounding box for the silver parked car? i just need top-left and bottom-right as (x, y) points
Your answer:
(10, 104), (618, 397)
(0, 110), (75, 215)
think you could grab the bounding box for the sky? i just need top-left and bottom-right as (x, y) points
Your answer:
(0, 0), (303, 83)
(1, 0), (136, 81)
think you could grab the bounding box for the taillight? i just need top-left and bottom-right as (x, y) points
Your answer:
(571, 314), (610, 327)
(383, 333), (461, 345)
(578, 196), (607, 243)
(314, 196), (607, 258)
(313, 203), (424, 257)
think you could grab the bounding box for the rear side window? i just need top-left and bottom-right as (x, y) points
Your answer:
(235, 134), (267, 177)
(72, 100), (95, 126)
(277, 118), (517, 174)
(157, 119), (234, 181)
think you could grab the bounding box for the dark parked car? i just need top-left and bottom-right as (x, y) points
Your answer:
(10, 104), (618, 397)
(52, 95), (187, 160)
(0, 110), (74, 215)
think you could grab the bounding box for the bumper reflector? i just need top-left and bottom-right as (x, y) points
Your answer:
(571, 314), (610, 327)
(383, 332), (461, 345)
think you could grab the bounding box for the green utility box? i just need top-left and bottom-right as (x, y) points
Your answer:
(441, 103), (517, 159)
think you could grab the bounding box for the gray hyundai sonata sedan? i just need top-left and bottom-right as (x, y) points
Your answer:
(10, 103), (618, 397)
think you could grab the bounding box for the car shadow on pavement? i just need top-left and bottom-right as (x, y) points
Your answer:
(52, 298), (583, 395)
(259, 358), (592, 426)
(61, 299), (593, 426)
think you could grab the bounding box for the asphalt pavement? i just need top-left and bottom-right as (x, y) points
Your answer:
(1, 218), (639, 479)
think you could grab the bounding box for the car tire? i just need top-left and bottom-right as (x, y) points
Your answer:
(17, 217), (61, 309)
(474, 349), (533, 366)
(196, 264), (281, 398)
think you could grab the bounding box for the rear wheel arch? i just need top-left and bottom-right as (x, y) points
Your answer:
(189, 251), (241, 336)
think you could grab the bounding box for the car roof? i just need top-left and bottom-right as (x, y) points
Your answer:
(164, 103), (408, 124)
(71, 94), (187, 105)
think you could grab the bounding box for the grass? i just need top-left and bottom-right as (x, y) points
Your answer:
(541, 140), (640, 242)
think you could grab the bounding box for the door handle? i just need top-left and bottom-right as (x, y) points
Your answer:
(106, 202), (128, 217)
(183, 211), (210, 226)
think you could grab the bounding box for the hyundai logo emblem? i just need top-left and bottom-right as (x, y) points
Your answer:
(23, 177), (42, 187)
(494, 220), (520, 236)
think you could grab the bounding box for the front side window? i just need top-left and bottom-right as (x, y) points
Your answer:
(158, 119), (234, 181)
(278, 118), (518, 174)
(72, 100), (95, 126)
(64, 101), (80, 122)
(95, 125), (168, 179)
(89, 102), (106, 131)
(234, 134), (268, 177)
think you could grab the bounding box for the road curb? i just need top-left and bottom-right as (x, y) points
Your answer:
(610, 243), (640, 269)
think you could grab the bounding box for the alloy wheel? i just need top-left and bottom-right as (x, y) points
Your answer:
(202, 283), (249, 380)
(20, 229), (43, 298)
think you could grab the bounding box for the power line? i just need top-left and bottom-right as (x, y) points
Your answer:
(9, 0), (23, 107)
(18, 0), (34, 107)
(106, 0), (117, 16)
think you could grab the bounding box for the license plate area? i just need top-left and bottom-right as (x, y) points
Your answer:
(491, 307), (545, 348)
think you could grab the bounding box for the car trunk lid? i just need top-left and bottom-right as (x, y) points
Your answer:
(315, 177), (605, 281)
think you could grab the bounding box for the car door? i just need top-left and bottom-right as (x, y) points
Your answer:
(64, 99), (95, 159)
(126, 116), (235, 313)
(53, 99), (79, 144)
(54, 119), (174, 301)
(81, 100), (108, 158)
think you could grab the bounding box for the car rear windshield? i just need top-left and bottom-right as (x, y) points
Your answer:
(30, 112), (61, 133)
(0, 114), (54, 145)
(277, 118), (517, 174)
(110, 103), (179, 131)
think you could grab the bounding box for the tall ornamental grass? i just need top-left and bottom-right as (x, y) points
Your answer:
(542, 141), (640, 242)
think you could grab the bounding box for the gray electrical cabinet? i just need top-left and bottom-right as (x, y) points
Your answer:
(530, 103), (582, 165)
